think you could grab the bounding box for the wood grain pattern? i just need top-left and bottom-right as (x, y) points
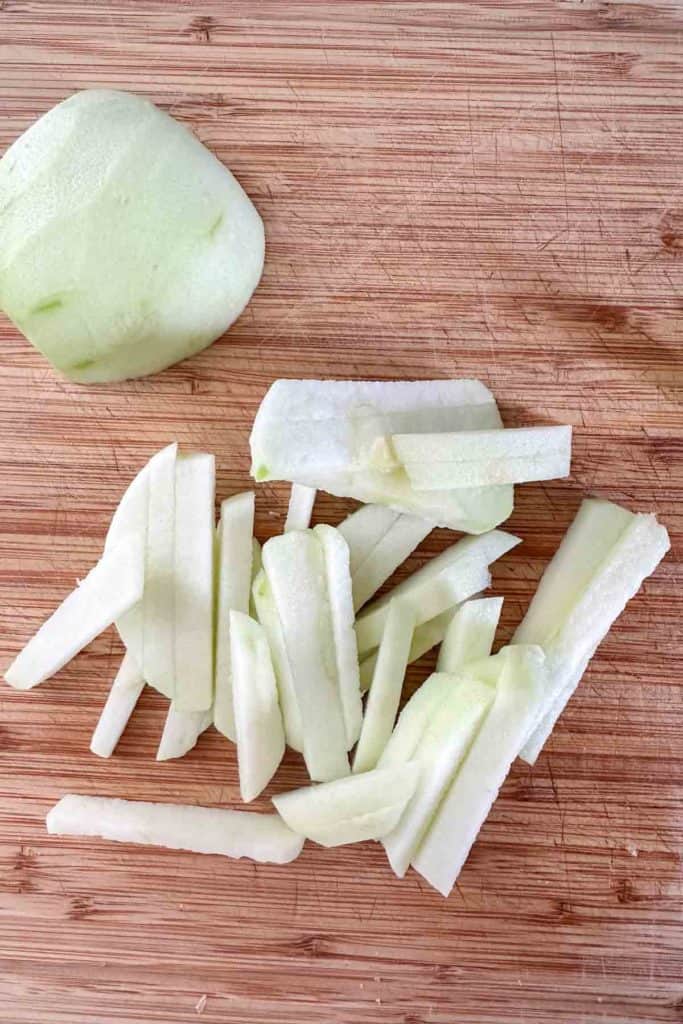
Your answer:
(0, 3), (681, 1022)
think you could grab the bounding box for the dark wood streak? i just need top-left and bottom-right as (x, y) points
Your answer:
(0, 3), (681, 1023)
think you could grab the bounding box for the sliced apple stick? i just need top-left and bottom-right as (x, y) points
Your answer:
(412, 645), (546, 896)
(272, 762), (419, 846)
(350, 513), (432, 612)
(251, 570), (303, 752)
(314, 525), (363, 748)
(104, 456), (150, 662)
(436, 596), (503, 673)
(359, 607), (462, 690)
(353, 600), (415, 773)
(262, 531), (349, 781)
(515, 501), (670, 763)
(355, 529), (518, 656)
(383, 676), (494, 877)
(337, 504), (400, 574)
(231, 611), (285, 802)
(378, 672), (453, 767)
(393, 424), (572, 489)
(213, 492), (255, 740)
(173, 453), (215, 712)
(157, 704), (212, 761)
(142, 442), (177, 699)
(249, 538), (262, 619)
(90, 652), (145, 758)
(284, 483), (316, 532)
(47, 794), (304, 863)
(250, 378), (511, 533)
(5, 535), (144, 690)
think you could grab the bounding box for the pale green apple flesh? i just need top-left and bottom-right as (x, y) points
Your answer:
(383, 675), (494, 877)
(515, 499), (670, 763)
(412, 645), (546, 896)
(250, 378), (512, 533)
(261, 531), (349, 781)
(284, 484), (317, 532)
(157, 704), (212, 762)
(0, 90), (265, 382)
(47, 794), (303, 863)
(214, 492), (255, 740)
(230, 611), (285, 802)
(251, 569), (304, 752)
(4, 534), (144, 690)
(272, 762), (419, 847)
(314, 525), (363, 748)
(90, 652), (145, 758)
(352, 599), (415, 773)
(391, 424), (572, 489)
(436, 596), (503, 673)
(354, 529), (519, 656)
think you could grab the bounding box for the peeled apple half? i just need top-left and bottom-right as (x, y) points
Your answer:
(0, 90), (265, 382)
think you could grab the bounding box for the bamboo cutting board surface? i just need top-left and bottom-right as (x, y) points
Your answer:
(0, 3), (681, 1022)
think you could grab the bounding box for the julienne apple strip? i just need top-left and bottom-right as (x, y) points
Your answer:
(90, 652), (145, 759)
(157, 704), (213, 762)
(514, 498), (670, 764)
(284, 484), (317, 532)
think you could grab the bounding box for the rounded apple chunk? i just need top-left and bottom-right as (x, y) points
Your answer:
(0, 90), (265, 381)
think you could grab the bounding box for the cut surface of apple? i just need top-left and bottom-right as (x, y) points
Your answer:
(251, 569), (303, 752)
(262, 531), (349, 781)
(353, 599), (415, 773)
(314, 525), (363, 748)
(355, 529), (519, 656)
(342, 507), (432, 610)
(214, 492), (255, 740)
(514, 500), (670, 763)
(47, 794), (303, 863)
(337, 504), (401, 574)
(250, 378), (512, 532)
(383, 675), (494, 876)
(142, 442), (178, 699)
(412, 645), (546, 896)
(157, 704), (212, 762)
(436, 596), (503, 673)
(231, 610), (285, 802)
(272, 762), (419, 846)
(173, 452), (215, 712)
(379, 673), (456, 767)
(90, 652), (145, 758)
(284, 484), (317, 532)
(0, 89), (265, 383)
(392, 424), (572, 489)
(5, 534), (144, 690)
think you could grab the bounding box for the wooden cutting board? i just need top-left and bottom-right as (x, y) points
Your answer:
(0, 3), (681, 1022)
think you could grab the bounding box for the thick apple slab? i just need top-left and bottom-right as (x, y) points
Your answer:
(142, 443), (178, 699)
(272, 762), (419, 846)
(5, 534), (144, 690)
(314, 525), (363, 748)
(250, 378), (511, 532)
(47, 795), (303, 863)
(383, 675), (494, 877)
(231, 611), (285, 802)
(284, 484), (317, 532)
(436, 596), (503, 673)
(214, 492), (255, 740)
(515, 500), (670, 763)
(392, 424), (572, 489)
(173, 453), (215, 712)
(353, 600), (415, 773)
(157, 705), (212, 762)
(90, 652), (145, 758)
(262, 531), (349, 781)
(412, 645), (546, 896)
(251, 569), (304, 752)
(355, 529), (519, 656)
